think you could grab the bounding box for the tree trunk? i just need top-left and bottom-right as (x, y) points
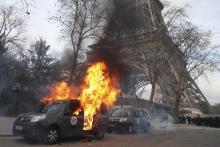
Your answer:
(68, 57), (77, 84)
(175, 81), (185, 113)
(68, 36), (82, 85)
(175, 91), (182, 113)
(149, 82), (156, 105)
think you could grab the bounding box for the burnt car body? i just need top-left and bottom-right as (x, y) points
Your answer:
(13, 100), (109, 144)
(107, 108), (150, 133)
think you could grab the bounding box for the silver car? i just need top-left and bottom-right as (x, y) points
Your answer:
(107, 108), (150, 133)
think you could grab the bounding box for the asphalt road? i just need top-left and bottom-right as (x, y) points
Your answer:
(0, 125), (219, 147)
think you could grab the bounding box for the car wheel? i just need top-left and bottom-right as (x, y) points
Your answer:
(95, 129), (105, 140)
(128, 125), (134, 134)
(43, 127), (60, 144)
(107, 127), (112, 134)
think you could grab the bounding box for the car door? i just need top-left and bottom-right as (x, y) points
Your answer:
(96, 104), (109, 129)
(138, 110), (147, 131)
(133, 110), (141, 131)
(144, 110), (150, 125)
(62, 101), (84, 137)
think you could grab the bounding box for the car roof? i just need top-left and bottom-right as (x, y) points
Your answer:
(52, 99), (79, 103)
(116, 107), (146, 110)
(47, 99), (80, 106)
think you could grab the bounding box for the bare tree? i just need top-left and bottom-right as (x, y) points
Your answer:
(163, 1), (219, 78)
(136, 2), (219, 111)
(139, 38), (171, 105)
(163, 2), (219, 111)
(52, 0), (106, 84)
(21, 0), (30, 14)
(15, 0), (35, 14)
(0, 5), (25, 56)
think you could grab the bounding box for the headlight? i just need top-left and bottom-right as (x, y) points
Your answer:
(30, 115), (46, 122)
(119, 118), (128, 123)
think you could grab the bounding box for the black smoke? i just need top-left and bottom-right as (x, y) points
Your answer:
(88, 48), (130, 83)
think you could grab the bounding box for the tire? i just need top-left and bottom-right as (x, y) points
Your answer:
(42, 127), (60, 144)
(95, 128), (105, 140)
(107, 127), (112, 134)
(128, 125), (134, 134)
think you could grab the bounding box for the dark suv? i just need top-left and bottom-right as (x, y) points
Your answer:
(108, 108), (150, 133)
(13, 100), (109, 144)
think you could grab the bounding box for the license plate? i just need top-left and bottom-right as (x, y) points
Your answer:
(15, 125), (23, 131)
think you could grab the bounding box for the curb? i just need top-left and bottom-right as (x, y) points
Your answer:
(0, 134), (14, 137)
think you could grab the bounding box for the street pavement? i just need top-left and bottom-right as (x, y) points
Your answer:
(0, 117), (220, 147)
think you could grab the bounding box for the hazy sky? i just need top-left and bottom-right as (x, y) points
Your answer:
(2, 0), (220, 105)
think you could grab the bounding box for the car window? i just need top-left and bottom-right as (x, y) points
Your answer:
(65, 100), (81, 116)
(134, 110), (145, 117)
(41, 102), (64, 115)
(69, 101), (81, 111)
(109, 109), (117, 116)
(144, 111), (149, 118)
(134, 110), (140, 117)
(112, 109), (131, 117)
(139, 110), (145, 117)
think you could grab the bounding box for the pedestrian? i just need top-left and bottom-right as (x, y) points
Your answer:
(186, 115), (191, 125)
(196, 114), (202, 126)
(217, 117), (220, 128)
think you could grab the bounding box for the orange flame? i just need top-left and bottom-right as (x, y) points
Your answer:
(41, 81), (78, 104)
(41, 62), (120, 130)
(79, 62), (120, 130)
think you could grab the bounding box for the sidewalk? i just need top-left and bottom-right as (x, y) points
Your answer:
(0, 117), (15, 137)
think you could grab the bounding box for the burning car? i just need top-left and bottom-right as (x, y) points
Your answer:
(13, 62), (120, 144)
(107, 108), (150, 133)
(13, 99), (109, 144)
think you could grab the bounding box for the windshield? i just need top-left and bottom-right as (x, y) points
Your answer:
(112, 109), (132, 117)
(41, 102), (64, 115)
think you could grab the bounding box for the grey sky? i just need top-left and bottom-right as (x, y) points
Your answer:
(2, 0), (220, 105)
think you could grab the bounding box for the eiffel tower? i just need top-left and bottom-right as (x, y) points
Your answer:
(90, 0), (210, 113)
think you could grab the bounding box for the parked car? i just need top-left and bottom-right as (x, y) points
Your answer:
(13, 99), (109, 144)
(107, 108), (150, 133)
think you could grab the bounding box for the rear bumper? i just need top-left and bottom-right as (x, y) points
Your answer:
(108, 122), (129, 133)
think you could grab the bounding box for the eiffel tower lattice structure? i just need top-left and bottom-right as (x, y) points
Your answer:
(90, 0), (210, 113)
